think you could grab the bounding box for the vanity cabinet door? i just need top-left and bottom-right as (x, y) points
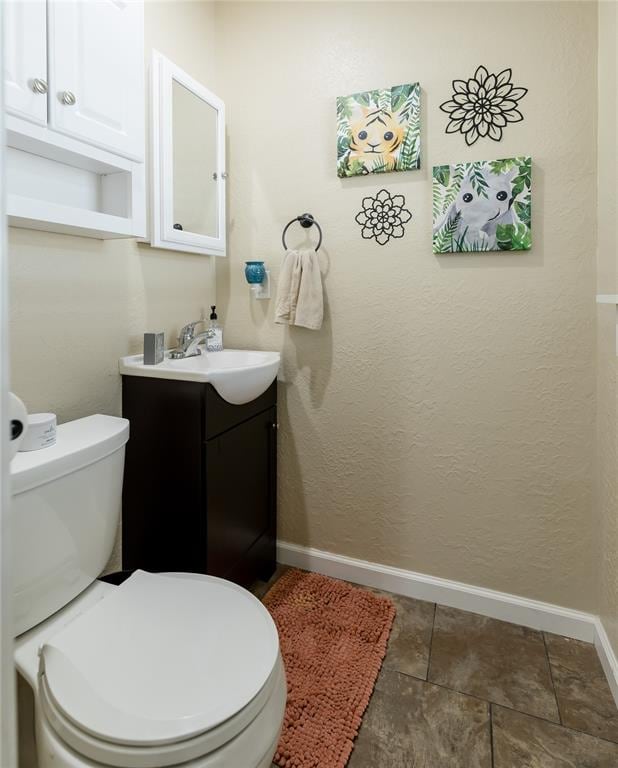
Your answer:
(4, 0), (48, 125)
(205, 408), (276, 581)
(48, 0), (144, 160)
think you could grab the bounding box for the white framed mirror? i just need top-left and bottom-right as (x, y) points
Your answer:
(150, 51), (226, 256)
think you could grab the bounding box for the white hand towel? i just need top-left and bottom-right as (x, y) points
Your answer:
(275, 248), (323, 330)
(275, 249), (302, 326)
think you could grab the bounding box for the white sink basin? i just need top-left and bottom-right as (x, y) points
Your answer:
(119, 349), (280, 405)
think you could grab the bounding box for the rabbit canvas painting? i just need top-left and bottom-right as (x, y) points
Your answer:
(337, 83), (420, 177)
(432, 156), (532, 253)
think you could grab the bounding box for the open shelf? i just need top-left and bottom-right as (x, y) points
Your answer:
(6, 115), (145, 240)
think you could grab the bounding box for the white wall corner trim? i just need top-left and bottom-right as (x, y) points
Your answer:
(276, 542), (618, 707)
(594, 619), (618, 707)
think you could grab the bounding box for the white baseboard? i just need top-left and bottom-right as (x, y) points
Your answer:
(277, 541), (597, 641)
(277, 541), (618, 707)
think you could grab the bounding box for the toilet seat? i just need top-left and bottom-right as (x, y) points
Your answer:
(39, 654), (285, 768)
(36, 571), (281, 766)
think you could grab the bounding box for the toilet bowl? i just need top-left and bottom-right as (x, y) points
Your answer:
(11, 415), (286, 768)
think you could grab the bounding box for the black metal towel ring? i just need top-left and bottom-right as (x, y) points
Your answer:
(281, 213), (323, 252)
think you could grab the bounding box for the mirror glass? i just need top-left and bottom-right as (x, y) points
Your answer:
(171, 79), (218, 238)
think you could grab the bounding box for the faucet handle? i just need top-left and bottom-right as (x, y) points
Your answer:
(178, 320), (204, 345)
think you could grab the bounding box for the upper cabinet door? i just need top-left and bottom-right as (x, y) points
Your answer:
(48, 0), (144, 161)
(4, 0), (48, 125)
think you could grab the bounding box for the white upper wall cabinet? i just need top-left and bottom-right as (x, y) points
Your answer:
(4, 0), (48, 126)
(3, 0), (145, 239)
(48, 0), (144, 160)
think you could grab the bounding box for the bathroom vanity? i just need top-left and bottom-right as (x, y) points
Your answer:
(120, 354), (278, 587)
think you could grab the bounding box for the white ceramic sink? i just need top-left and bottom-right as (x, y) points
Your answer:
(119, 349), (280, 405)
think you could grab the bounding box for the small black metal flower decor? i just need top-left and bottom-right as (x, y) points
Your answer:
(355, 189), (412, 245)
(439, 65), (527, 146)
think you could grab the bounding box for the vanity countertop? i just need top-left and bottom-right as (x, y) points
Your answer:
(119, 349), (280, 405)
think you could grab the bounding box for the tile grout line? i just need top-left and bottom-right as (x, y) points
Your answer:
(391, 668), (492, 705)
(542, 631), (563, 726)
(489, 703), (495, 768)
(491, 703), (618, 748)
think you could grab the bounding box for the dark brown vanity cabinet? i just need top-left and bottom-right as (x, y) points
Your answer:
(121, 376), (277, 586)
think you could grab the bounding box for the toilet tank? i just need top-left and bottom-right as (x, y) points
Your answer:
(10, 415), (129, 636)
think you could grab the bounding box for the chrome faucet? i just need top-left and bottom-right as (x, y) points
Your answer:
(169, 320), (215, 359)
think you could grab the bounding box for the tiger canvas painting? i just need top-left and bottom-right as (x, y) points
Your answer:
(337, 83), (421, 177)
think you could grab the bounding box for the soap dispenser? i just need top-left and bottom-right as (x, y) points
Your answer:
(206, 305), (223, 352)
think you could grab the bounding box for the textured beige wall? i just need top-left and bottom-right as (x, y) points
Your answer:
(7, 1), (605, 616)
(215, 1), (599, 611)
(597, 0), (618, 654)
(9, 1), (219, 571)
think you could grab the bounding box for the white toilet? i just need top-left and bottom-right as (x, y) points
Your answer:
(11, 414), (286, 768)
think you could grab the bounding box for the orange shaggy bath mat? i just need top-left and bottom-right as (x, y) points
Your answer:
(263, 569), (396, 768)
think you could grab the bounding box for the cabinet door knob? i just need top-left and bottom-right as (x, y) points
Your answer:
(271, 423), (279, 430)
(60, 90), (76, 106)
(31, 78), (48, 94)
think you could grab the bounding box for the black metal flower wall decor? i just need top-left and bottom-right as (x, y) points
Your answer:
(439, 66), (527, 146)
(355, 189), (412, 245)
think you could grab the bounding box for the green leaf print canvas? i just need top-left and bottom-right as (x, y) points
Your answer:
(337, 83), (421, 178)
(432, 156), (531, 253)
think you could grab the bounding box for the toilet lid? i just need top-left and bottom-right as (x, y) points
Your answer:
(40, 570), (280, 746)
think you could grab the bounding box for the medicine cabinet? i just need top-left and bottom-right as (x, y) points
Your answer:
(149, 52), (226, 256)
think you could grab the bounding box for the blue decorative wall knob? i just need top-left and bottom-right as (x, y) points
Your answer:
(245, 261), (266, 284)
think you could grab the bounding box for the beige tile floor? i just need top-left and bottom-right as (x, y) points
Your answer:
(255, 566), (618, 768)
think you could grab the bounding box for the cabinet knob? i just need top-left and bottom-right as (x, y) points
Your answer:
(30, 78), (48, 94)
(60, 90), (76, 106)
(271, 423), (279, 430)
